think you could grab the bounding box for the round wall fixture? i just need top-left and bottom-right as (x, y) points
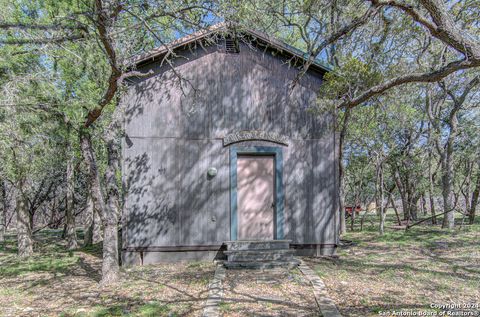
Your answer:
(207, 167), (218, 177)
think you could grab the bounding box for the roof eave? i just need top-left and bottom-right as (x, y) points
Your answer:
(128, 23), (333, 73)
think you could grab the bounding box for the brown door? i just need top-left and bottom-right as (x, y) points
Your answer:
(237, 155), (275, 240)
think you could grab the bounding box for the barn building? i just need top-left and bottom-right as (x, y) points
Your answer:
(121, 24), (339, 266)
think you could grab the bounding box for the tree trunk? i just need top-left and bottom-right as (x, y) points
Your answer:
(29, 212), (34, 234)
(469, 161), (480, 224)
(102, 211), (119, 285)
(80, 134), (104, 246)
(404, 173), (412, 221)
(350, 190), (359, 232)
(339, 169), (347, 235)
(80, 130), (120, 285)
(17, 181), (33, 257)
(49, 196), (58, 229)
(84, 190), (94, 247)
(429, 194), (437, 224)
(6, 185), (17, 229)
(350, 204), (355, 231)
(0, 180), (6, 243)
(93, 207), (103, 243)
(427, 139), (437, 225)
(441, 149), (455, 228)
(378, 162), (386, 235)
(438, 85), (468, 229)
(80, 132), (107, 222)
(421, 195), (427, 216)
(428, 177), (437, 225)
(338, 107), (351, 235)
(65, 137), (78, 250)
(393, 169), (409, 221)
(409, 194), (420, 221)
(101, 137), (121, 285)
(389, 193), (402, 226)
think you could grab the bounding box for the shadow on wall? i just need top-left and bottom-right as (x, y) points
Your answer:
(122, 40), (336, 253)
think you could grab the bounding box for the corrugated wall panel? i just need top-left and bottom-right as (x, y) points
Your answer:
(123, 40), (337, 250)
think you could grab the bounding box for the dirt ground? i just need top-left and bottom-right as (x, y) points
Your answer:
(1, 221), (479, 317)
(0, 232), (321, 317)
(220, 267), (320, 317)
(304, 222), (480, 317)
(0, 232), (215, 317)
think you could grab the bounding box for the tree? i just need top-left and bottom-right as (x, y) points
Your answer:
(239, 0), (479, 232)
(427, 75), (480, 228)
(469, 161), (480, 224)
(239, 0), (479, 109)
(1, 0), (478, 286)
(1, 0), (214, 284)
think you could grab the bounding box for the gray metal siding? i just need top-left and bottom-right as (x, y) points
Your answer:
(123, 41), (337, 250)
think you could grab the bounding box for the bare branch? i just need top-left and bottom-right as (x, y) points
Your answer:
(0, 34), (87, 45)
(0, 22), (84, 31)
(290, 5), (379, 89)
(84, 69), (153, 128)
(371, 0), (480, 58)
(339, 58), (480, 109)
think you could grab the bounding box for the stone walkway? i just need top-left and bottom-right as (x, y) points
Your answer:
(202, 264), (226, 317)
(202, 260), (342, 317)
(298, 260), (342, 317)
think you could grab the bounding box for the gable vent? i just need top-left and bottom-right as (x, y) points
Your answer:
(225, 36), (240, 54)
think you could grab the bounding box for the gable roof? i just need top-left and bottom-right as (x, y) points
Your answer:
(129, 22), (333, 73)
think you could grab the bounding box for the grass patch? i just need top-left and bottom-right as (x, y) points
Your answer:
(186, 261), (204, 269)
(218, 301), (232, 313)
(135, 302), (172, 317)
(312, 221), (480, 317)
(189, 275), (210, 287)
(80, 242), (103, 257)
(1, 230), (214, 317)
(0, 253), (79, 277)
(343, 223), (480, 249)
(60, 302), (178, 317)
(93, 305), (125, 317)
(0, 238), (18, 253)
(0, 286), (18, 297)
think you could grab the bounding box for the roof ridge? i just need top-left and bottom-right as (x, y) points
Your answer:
(127, 22), (333, 72)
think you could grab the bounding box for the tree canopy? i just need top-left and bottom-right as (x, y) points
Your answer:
(0, 0), (479, 284)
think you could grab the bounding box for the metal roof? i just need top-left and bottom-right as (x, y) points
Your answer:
(128, 22), (333, 73)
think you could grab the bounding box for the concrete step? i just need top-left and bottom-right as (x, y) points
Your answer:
(224, 259), (300, 270)
(224, 240), (291, 251)
(224, 249), (295, 262)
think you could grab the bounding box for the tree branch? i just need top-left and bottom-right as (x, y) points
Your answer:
(0, 22), (85, 31)
(84, 69), (152, 128)
(371, 0), (480, 59)
(0, 34), (87, 45)
(338, 58), (480, 109)
(291, 5), (379, 88)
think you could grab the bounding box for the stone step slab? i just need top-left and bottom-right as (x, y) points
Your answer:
(224, 249), (295, 262)
(224, 259), (300, 270)
(224, 240), (291, 251)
